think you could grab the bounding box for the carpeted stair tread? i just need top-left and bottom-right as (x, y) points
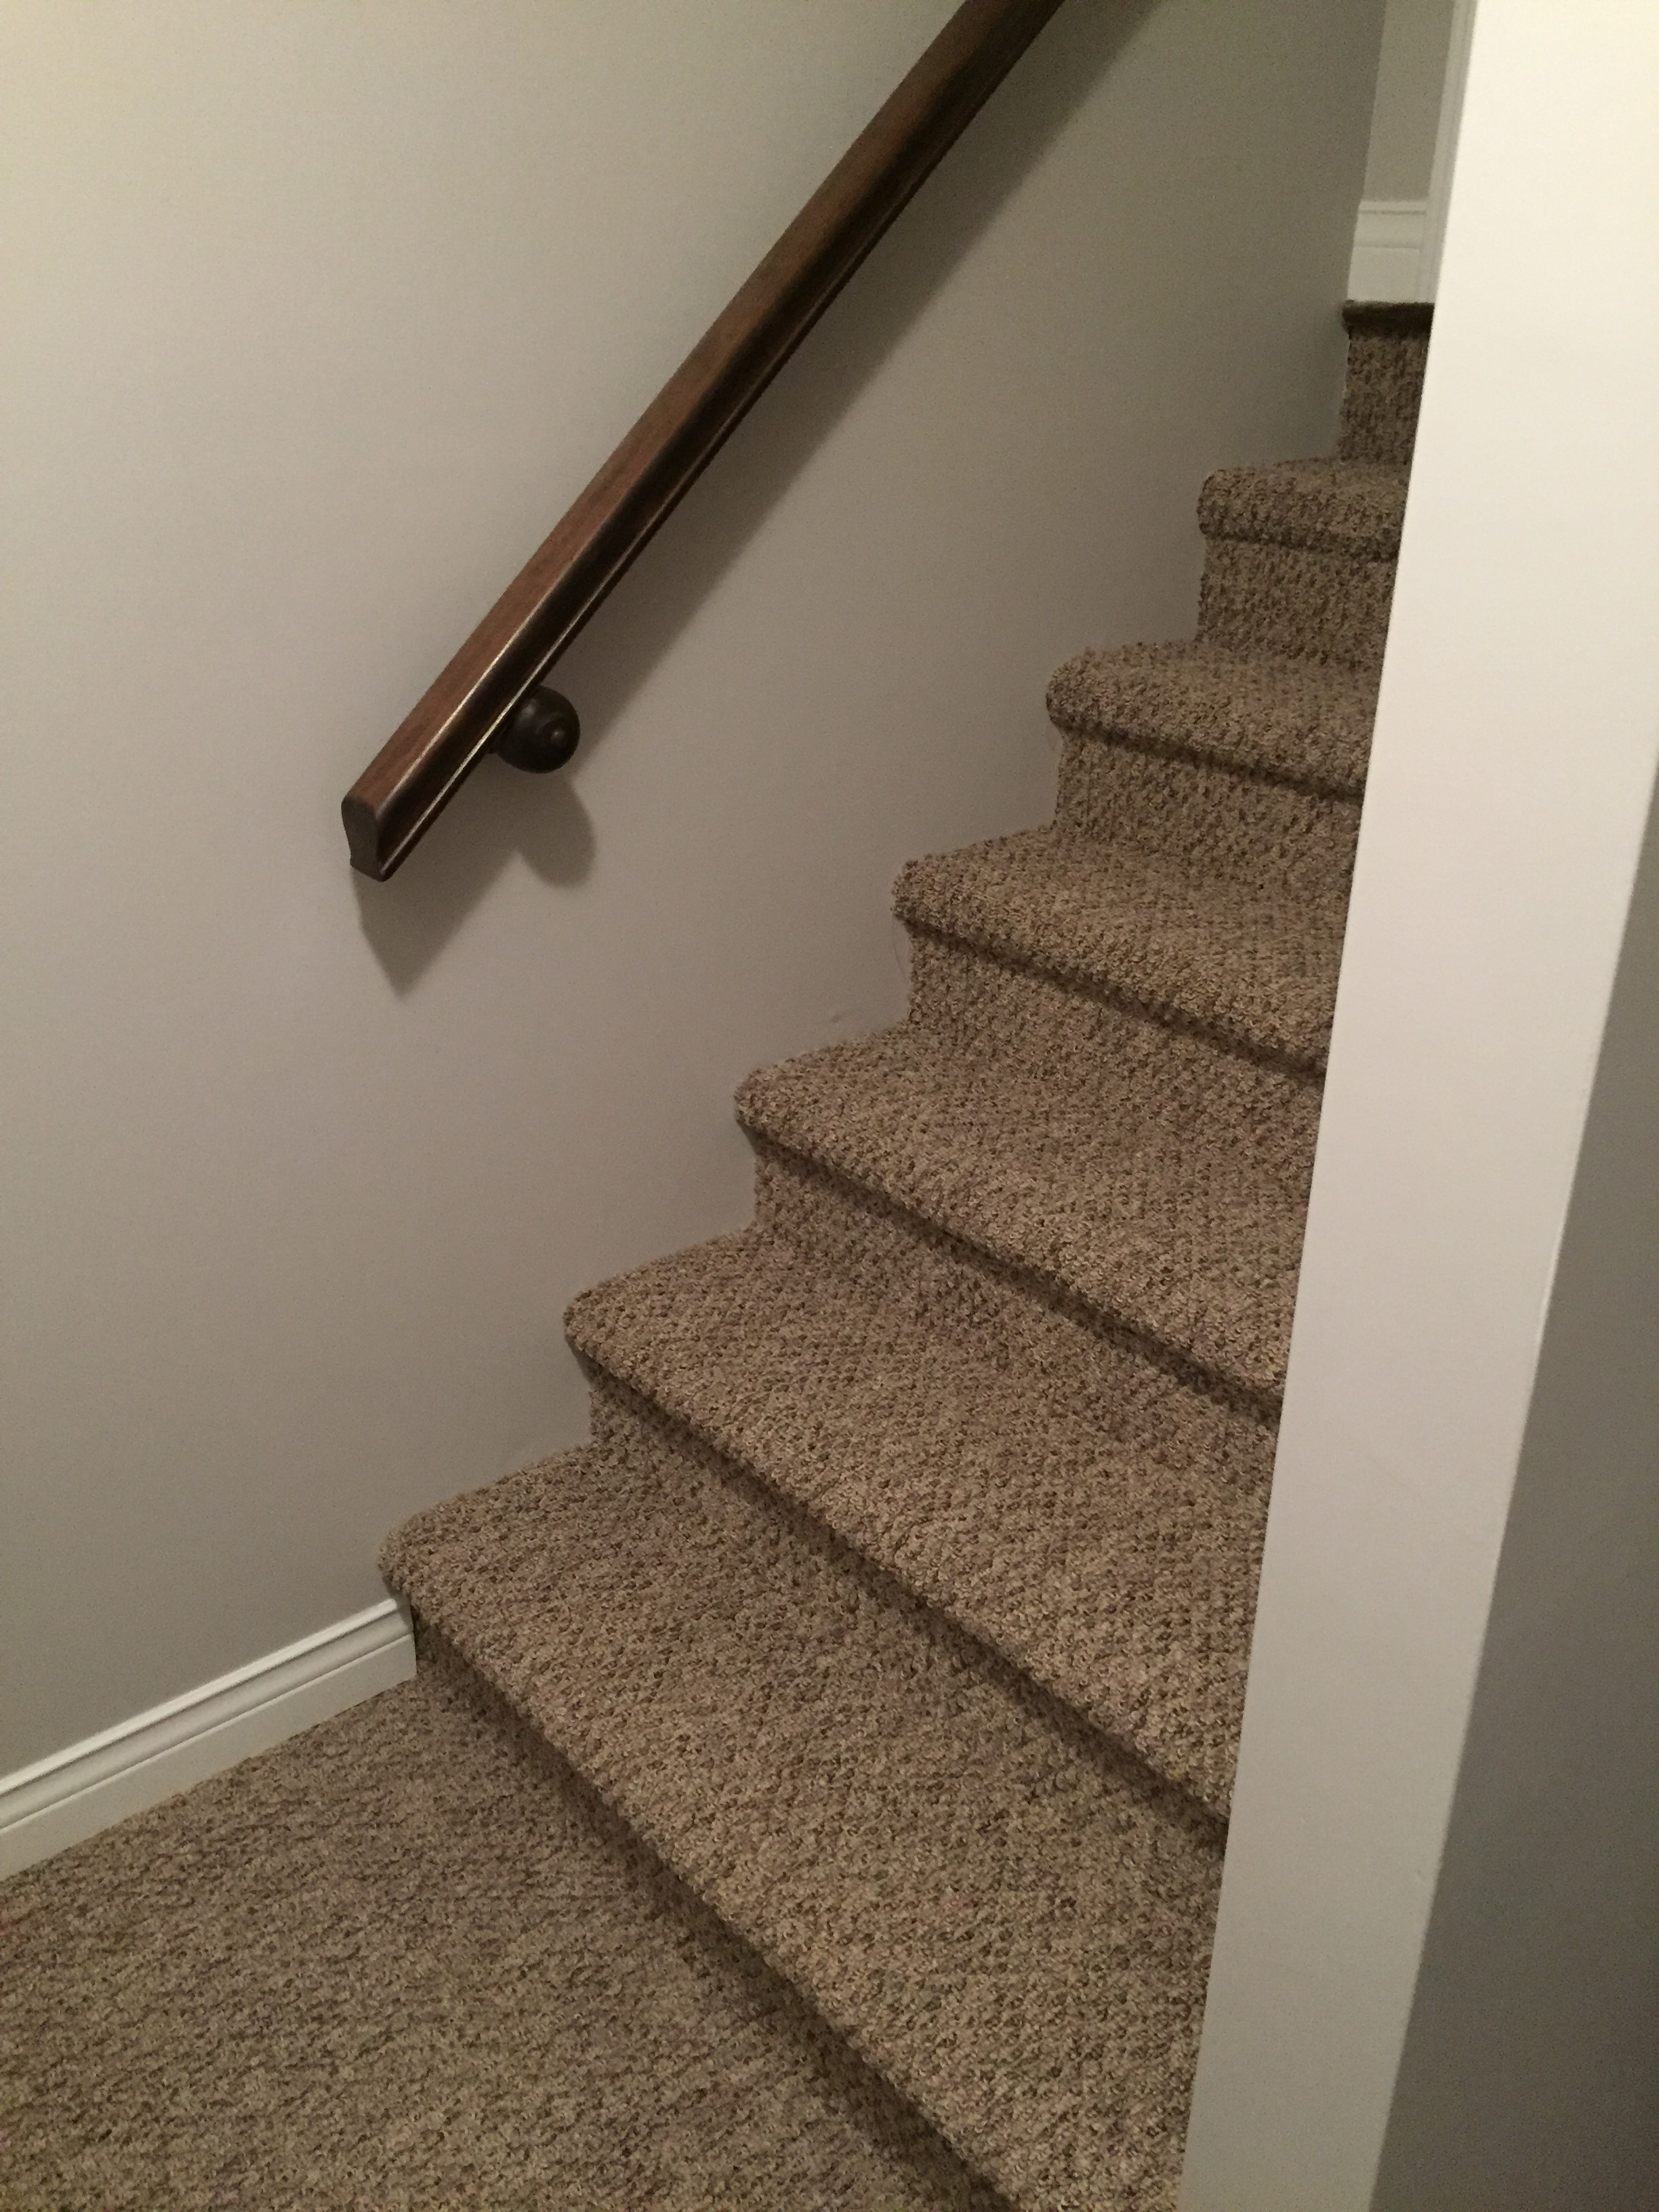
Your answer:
(0, 1659), (1001, 2211)
(1046, 640), (1376, 798)
(359, 310), (1433, 2203)
(381, 1441), (1222, 2212)
(567, 1229), (1271, 1816)
(737, 1025), (1315, 1401)
(895, 825), (1345, 1070)
(1197, 457), (1407, 558)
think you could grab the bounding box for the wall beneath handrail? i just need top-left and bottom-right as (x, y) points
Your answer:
(0, 0), (1383, 1782)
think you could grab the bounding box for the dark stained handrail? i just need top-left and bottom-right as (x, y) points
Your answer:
(342, 0), (1068, 878)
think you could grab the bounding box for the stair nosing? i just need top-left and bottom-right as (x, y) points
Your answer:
(736, 1078), (1294, 1416)
(1044, 642), (1376, 803)
(583, 1354), (1243, 1823)
(383, 1440), (1222, 2212)
(566, 1233), (1265, 1820)
(1052, 714), (1366, 806)
(1197, 456), (1408, 560)
(893, 838), (1338, 1078)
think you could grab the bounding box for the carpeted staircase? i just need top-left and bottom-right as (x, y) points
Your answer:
(0, 302), (1429, 2212)
(379, 302), (1430, 2209)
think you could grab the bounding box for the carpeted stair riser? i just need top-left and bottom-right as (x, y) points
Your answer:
(908, 923), (1185, 1082)
(1197, 536), (1397, 670)
(1, 1639), (1008, 2212)
(1195, 454), (1405, 670)
(905, 929), (1322, 1126)
(567, 1231), (1269, 1817)
(377, 313), (1431, 2207)
(591, 1380), (1229, 2208)
(411, 1624), (1015, 2212)
(1338, 325), (1429, 466)
(1053, 734), (1361, 907)
(895, 832), (1342, 1070)
(1045, 641), (1376, 800)
(383, 1422), (1223, 2212)
(739, 1017), (1317, 1406)
(750, 1134), (1282, 1448)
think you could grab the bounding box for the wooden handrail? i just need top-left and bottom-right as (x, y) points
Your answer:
(342, 0), (1068, 878)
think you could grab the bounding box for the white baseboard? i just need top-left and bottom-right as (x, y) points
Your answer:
(0, 1599), (416, 1879)
(1348, 199), (1429, 302)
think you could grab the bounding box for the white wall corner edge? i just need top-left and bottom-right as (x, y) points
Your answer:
(1351, 0), (1477, 305)
(1348, 199), (1428, 300)
(0, 1600), (417, 1879)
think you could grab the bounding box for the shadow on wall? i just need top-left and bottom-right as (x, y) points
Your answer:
(354, 762), (596, 994)
(352, 0), (1155, 996)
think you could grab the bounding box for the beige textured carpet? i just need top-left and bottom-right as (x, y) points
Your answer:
(0, 1646), (998, 2211)
(1, 302), (1427, 2209)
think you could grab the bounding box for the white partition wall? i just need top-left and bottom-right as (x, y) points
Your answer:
(1182, 7), (1659, 2205)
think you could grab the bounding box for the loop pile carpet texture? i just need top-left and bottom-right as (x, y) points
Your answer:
(0, 304), (1428, 2211)
(381, 302), (1427, 2208)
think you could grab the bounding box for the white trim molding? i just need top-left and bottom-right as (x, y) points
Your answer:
(1349, 0), (1478, 304)
(1419, 0), (1479, 301)
(0, 1600), (416, 1879)
(1348, 199), (1429, 301)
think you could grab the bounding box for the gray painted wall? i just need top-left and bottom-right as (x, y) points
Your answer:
(1365, 0), (1456, 198)
(0, 0), (1384, 1776)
